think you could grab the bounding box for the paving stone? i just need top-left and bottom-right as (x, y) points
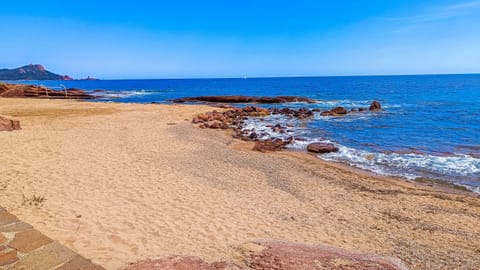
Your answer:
(0, 222), (33, 233)
(0, 208), (105, 270)
(10, 242), (76, 270)
(0, 248), (18, 266)
(8, 229), (52, 253)
(55, 255), (105, 270)
(0, 210), (18, 226)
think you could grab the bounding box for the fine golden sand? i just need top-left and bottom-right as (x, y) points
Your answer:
(0, 98), (479, 270)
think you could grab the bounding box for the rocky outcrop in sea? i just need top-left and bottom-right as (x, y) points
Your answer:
(191, 100), (382, 154)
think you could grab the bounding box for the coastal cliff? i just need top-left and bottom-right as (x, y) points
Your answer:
(0, 64), (72, 80)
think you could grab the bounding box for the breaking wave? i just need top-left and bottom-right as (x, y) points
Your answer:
(241, 114), (480, 193)
(93, 89), (173, 99)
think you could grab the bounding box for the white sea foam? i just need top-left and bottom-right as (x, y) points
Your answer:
(241, 114), (480, 193)
(95, 89), (174, 99)
(313, 99), (406, 110)
(317, 99), (371, 108)
(313, 114), (372, 122)
(319, 144), (480, 192)
(97, 90), (151, 98)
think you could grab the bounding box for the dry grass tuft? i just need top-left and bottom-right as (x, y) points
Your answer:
(22, 194), (46, 207)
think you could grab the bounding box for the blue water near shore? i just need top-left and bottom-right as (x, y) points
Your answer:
(12, 74), (480, 192)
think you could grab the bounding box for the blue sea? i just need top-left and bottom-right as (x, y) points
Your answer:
(13, 74), (480, 192)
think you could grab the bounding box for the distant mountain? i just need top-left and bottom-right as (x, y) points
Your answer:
(0, 64), (73, 80)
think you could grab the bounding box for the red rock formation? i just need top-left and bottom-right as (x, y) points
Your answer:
(369, 100), (382, 111)
(0, 83), (94, 99)
(192, 101), (385, 155)
(202, 120), (229, 129)
(321, 106), (348, 116)
(119, 256), (228, 270)
(318, 101), (382, 116)
(120, 241), (408, 270)
(241, 241), (408, 270)
(307, 143), (339, 154)
(191, 107), (270, 129)
(270, 108), (314, 119)
(0, 116), (21, 131)
(252, 137), (293, 152)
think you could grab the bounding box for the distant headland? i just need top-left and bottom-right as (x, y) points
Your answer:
(0, 64), (98, 81)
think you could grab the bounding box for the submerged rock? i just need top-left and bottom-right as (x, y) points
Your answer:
(0, 116), (21, 131)
(318, 101), (382, 116)
(320, 106), (348, 116)
(172, 95), (316, 104)
(307, 143), (339, 154)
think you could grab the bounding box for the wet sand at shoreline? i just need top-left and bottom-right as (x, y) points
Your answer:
(0, 98), (479, 269)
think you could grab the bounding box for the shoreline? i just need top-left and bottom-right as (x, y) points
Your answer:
(1, 97), (479, 269)
(285, 149), (477, 196)
(230, 138), (478, 197)
(189, 102), (479, 195)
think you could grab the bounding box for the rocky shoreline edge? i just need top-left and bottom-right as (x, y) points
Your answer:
(0, 83), (95, 131)
(190, 100), (382, 153)
(188, 100), (479, 195)
(0, 82), (94, 99)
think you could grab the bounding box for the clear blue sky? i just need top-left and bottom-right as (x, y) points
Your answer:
(0, 0), (479, 78)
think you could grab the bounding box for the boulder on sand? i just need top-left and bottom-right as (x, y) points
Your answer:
(239, 241), (409, 270)
(252, 137), (293, 152)
(120, 241), (408, 270)
(0, 116), (21, 131)
(119, 256), (227, 270)
(307, 142), (339, 154)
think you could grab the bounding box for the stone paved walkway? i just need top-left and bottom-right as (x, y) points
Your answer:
(0, 207), (105, 270)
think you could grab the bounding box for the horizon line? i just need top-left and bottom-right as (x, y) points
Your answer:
(4, 72), (479, 82)
(76, 72), (480, 80)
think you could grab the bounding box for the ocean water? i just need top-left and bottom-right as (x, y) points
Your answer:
(13, 75), (480, 192)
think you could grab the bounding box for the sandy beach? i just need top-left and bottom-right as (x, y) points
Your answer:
(0, 98), (479, 270)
